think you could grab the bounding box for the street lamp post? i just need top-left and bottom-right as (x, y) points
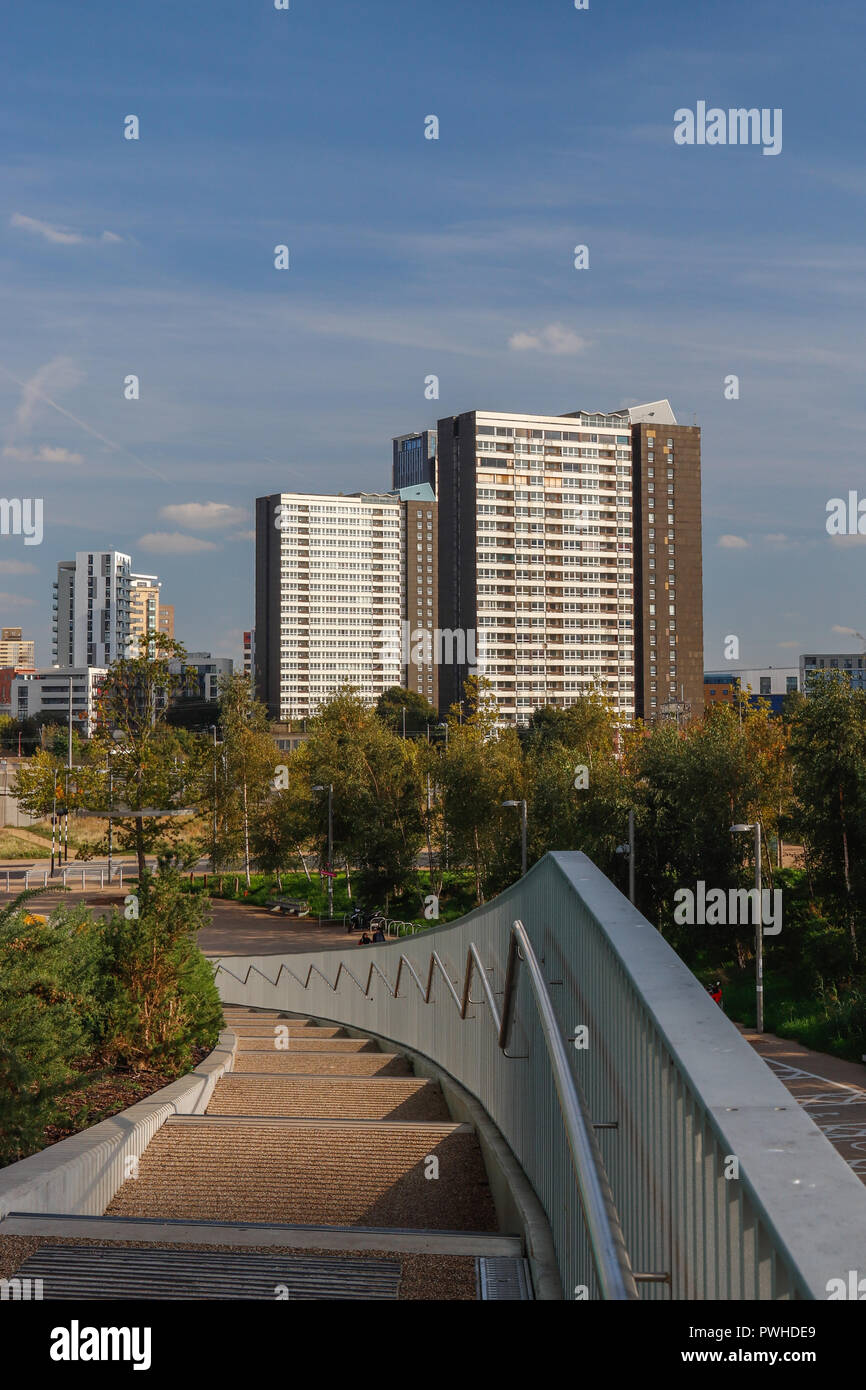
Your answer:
(210, 725), (219, 869)
(615, 809), (636, 904)
(106, 751), (113, 882)
(313, 783), (334, 919)
(731, 821), (763, 1033)
(502, 799), (527, 876)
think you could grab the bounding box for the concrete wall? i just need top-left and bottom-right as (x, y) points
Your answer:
(0, 1030), (236, 1219)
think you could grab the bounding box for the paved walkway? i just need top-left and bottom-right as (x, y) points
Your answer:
(198, 902), (353, 955)
(2, 887), (356, 954)
(741, 1027), (866, 1183)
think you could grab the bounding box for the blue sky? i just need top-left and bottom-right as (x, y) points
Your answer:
(1, 0), (864, 671)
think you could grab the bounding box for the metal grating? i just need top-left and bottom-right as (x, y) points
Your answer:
(16, 1246), (402, 1301)
(477, 1257), (533, 1300)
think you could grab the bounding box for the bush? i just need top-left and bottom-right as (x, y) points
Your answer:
(98, 868), (223, 1072)
(0, 895), (104, 1165)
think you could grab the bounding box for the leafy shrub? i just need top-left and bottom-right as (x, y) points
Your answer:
(98, 868), (222, 1071)
(0, 894), (104, 1165)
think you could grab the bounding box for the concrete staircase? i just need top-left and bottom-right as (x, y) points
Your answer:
(2, 1006), (532, 1301)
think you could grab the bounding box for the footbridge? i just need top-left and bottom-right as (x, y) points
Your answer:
(211, 851), (866, 1301)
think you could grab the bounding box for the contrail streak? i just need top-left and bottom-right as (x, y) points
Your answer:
(0, 361), (168, 482)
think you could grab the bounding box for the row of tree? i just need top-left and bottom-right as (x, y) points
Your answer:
(12, 635), (866, 976)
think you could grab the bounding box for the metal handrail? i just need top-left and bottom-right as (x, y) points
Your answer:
(504, 920), (638, 1301)
(213, 915), (638, 1300)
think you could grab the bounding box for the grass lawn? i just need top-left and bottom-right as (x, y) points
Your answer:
(182, 867), (479, 928)
(695, 961), (866, 1063)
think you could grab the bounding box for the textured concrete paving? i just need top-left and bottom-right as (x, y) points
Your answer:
(742, 1027), (866, 1184)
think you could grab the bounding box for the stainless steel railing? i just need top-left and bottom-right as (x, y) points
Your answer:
(214, 916), (638, 1300)
(212, 851), (866, 1301)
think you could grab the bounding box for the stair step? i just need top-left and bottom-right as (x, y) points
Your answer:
(105, 1122), (498, 1231)
(235, 1037), (377, 1053)
(228, 1024), (345, 1038)
(0, 1212), (523, 1258)
(231, 1053), (411, 1076)
(14, 1244), (402, 1301)
(208, 1075), (449, 1121)
(167, 1115), (467, 1132)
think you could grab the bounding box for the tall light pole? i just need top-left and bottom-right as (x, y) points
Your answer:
(106, 750), (114, 882)
(615, 810), (636, 904)
(313, 783), (334, 919)
(502, 799), (527, 876)
(731, 821), (763, 1033)
(210, 724), (219, 869)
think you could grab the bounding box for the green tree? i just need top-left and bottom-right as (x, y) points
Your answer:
(0, 892), (104, 1165)
(93, 634), (194, 878)
(788, 671), (866, 963)
(99, 867), (222, 1071)
(375, 687), (438, 735)
(213, 673), (278, 885)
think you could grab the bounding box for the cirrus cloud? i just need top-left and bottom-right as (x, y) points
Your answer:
(10, 213), (123, 246)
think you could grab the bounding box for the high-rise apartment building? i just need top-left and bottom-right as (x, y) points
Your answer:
(53, 561), (76, 666)
(129, 574), (161, 651)
(243, 629), (255, 684)
(436, 400), (703, 725)
(628, 402), (703, 721)
(0, 627), (35, 667)
(256, 491), (404, 719)
(52, 551), (133, 668)
(393, 430), (437, 492)
(437, 408), (637, 722)
(158, 604), (175, 639)
(397, 484), (438, 708)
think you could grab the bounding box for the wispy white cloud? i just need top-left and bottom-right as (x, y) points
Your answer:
(718, 534), (749, 549)
(10, 212), (123, 245)
(3, 444), (83, 464)
(508, 323), (589, 355)
(159, 501), (247, 530)
(8, 357), (84, 436)
(0, 559), (38, 575)
(138, 532), (218, 554)
(0, 591), (37, 606)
